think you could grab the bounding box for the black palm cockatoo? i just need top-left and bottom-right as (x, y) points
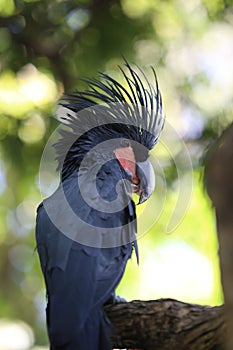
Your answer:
(36, 60), (164, 350)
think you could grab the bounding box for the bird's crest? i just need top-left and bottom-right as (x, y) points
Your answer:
(54, 59), (164, 180)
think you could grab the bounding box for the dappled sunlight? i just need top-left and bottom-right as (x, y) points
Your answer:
(8, 244), (35, 273)
(0, 0), (15, 17)
(0, 320), (34, 350)
(121, 0), (153, 18)
(66, 8), (90, 31)
(0, 64), (59, 119)
(7, 198), (38, 237)
(18, 64), (58, 105)
(18, 114), (46, 143)
(138, 241), (215, 303)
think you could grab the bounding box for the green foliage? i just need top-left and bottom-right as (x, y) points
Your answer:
(0, 0), (232, 347)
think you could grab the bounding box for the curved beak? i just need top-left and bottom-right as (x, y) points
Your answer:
(136, 160), (155, 204)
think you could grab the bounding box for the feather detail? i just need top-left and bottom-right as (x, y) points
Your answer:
(54, 59), (164, 180)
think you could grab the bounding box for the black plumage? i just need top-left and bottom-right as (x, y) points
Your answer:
(55, 59), (164, 180)
(36, 60), (164, 349)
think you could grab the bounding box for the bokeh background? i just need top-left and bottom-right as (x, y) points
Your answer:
(1, 0), (233, 348)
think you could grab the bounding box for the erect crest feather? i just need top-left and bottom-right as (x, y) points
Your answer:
(54, 59), (164, 180)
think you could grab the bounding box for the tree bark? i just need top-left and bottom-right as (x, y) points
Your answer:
(104, 298), (225, 350)
(205, 122), (233, 350)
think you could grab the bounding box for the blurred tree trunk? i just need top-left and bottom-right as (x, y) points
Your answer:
(205, 122), (233, 350)
(104, 299), (225, 349)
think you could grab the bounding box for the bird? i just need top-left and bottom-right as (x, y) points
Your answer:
(36, 59), (164, 350)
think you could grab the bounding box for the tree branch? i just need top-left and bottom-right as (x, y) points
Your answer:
(104, 299), (225, 350)
(205, 122), (233, 350)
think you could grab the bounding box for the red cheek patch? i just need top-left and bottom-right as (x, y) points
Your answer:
(114, 147), (139, 184)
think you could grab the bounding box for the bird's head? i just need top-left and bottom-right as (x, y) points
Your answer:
(55, 59), (164, 185)
(114, 142), (155, 204)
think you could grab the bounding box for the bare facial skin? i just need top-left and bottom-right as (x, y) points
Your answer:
(114, 146), (142, 195)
